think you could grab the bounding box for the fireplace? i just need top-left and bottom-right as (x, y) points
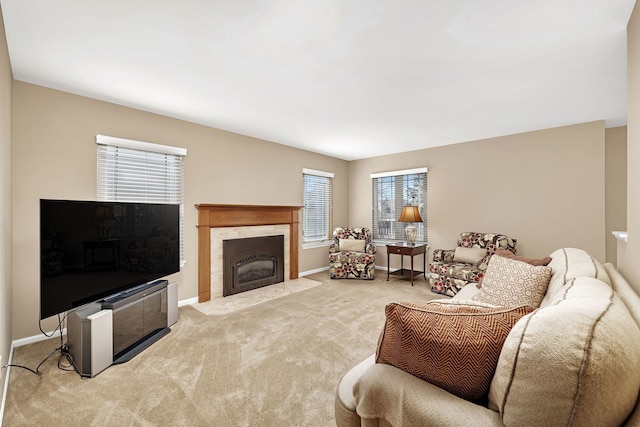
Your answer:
(196, 204), (302, 303)
(223, 235), (285, 296)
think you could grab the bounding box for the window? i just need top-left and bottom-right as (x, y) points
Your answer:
(96, 135), (187, 265)
(371, 167), (427, 242)
(303, 168), (334, 244)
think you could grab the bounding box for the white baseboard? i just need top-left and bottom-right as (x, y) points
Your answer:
(13, 328), (66, 348)
(0, 340), (14, 426)
(178, 297), (198, 307)
(300, 267), (329, 276)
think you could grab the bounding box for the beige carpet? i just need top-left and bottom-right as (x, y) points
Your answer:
(3, 272), (443, 426)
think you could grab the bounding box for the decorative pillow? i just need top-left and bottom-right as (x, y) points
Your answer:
(376, 301), (534, 402)
(339, 238), (365, 252)
(472, 255), (552, 308)
(493, 248), (552, 267)
(477, 249), (552, 288)
(453, 247), (487, 264)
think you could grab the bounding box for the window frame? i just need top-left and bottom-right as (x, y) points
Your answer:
(302, 168), (334, 248)
(371, 167), (427, 244)
(96, 134), (187, 266)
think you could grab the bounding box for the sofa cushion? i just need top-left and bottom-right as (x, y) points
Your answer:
(453, 247), (487, 264)
(488, 277), (640, 426)
(454, 283), (480, 300)
(428, 270), (482, 297)
(353, 363), (504, 426)
(429, 262), (483, 283)
(376, 300), (533, 402)
(329, 252), (374, 264)
(339, 238), (365, 252)
(472, 255), (552, 308)
(541, 248), (611, 308)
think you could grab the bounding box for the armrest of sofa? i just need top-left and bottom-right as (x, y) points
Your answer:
(432, 249), (455, 263)
(365, 241), (376, 255)
(354, 364), (502, 426)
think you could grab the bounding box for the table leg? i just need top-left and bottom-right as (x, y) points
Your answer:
(410, 254), (415, 286)
(387, 251), (390, 281)
(423, 251), (427, 281)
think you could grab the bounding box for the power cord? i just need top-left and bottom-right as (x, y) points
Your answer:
(1, 313), (82, 377)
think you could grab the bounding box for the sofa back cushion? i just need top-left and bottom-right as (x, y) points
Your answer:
(456, 232), (517, 252)
(541, 248), (611, 308)
(488, 277), (640, 426)
(604, 263), (640, 426)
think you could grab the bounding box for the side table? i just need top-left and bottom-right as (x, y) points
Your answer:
(386, 242), (428, 286)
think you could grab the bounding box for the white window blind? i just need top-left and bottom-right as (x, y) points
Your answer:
(303, 168), (334, 243)
(371, 167), (427, 243)
(96, 135), (187, 264)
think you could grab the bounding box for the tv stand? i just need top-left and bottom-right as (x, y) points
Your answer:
(68, 280), (176, 377)
(112, 327), (170, 365)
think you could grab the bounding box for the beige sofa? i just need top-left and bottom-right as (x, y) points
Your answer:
(335, 248), (640, 426)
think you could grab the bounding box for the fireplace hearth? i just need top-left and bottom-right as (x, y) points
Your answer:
(223, 235), (285, 297)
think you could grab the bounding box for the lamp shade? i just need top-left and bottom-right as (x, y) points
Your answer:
(398, 206), (423, 223)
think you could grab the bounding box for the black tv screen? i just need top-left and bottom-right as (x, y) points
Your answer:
(40, 199), (180, 320)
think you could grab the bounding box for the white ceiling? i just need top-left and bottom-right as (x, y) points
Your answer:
(0, 0), (636, 160)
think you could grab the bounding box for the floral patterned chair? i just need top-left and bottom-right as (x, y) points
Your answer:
(428, 232), (517, 296)
(329, 227), (376, 280)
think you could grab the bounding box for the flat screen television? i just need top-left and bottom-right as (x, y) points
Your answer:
(40, 199), (180, 320)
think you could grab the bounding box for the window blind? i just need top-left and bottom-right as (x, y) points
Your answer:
(96, 135), (187, 264)
(371, 168), (427, 243)
(303, 169), (334, 242)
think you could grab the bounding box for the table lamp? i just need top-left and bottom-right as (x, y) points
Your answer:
(398, 206), (422, 245)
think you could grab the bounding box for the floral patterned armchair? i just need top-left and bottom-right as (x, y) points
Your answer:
(428, 232), (517, 296)
(329, 227), (376, 280)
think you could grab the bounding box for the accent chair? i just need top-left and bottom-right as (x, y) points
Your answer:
(329, 227), (376, 280)
(428, 231), (517, 296)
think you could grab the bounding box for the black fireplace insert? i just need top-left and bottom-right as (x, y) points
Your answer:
(222, 235), (285, 297)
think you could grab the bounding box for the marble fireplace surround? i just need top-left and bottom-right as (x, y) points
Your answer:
(196, 204), (302, 303)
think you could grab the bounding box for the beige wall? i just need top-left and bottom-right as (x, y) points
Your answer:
(620, 2), (640, 292)
(7, 11), (634, 342)
(11, 82), (349, 339)
(349, 121), (607, 270)
(605, 126), (627, 264)
(0, 3), (13, 398)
